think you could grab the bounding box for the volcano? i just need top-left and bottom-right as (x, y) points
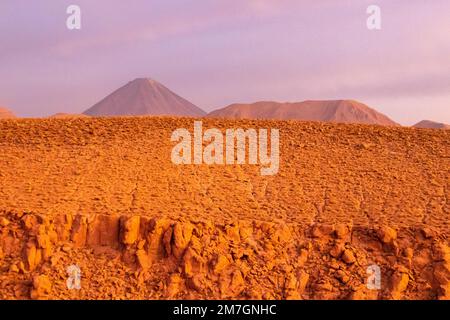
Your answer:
(83, 78), (206, 117)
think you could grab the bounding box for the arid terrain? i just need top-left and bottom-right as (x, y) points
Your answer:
(0, 116), (449, 300)
(49, 113), (90, 119)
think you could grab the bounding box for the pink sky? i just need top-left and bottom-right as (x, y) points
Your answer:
(0, 0), (449, 125)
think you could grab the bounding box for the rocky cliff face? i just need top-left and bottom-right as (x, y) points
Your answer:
(1, 212), (449, 300)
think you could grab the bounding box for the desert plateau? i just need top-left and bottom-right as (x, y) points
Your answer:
(0, 116), (448, 300)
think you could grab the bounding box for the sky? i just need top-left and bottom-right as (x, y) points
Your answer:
(0, 0), (449, 125)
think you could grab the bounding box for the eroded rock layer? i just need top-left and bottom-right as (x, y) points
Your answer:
(0, 213), (449, 300)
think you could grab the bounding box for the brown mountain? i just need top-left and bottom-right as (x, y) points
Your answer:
(413, 120), (449, 130)
(208, 100), (398, 126)
(0, 107), (16, 119)
(83, 78), (206, 117)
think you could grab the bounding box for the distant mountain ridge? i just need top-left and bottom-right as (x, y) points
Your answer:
(207, 100), (398, 126)
(83, 78), (206, 117)
(0, 107), (16, 119)
(413, 120), (449, 129)
(49, 113), (89, 119)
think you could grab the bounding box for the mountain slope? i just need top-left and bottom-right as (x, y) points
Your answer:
(208, 100), (398, 126)
(83, 78), (206, 117)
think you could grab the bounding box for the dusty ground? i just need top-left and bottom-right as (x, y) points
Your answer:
(0, 116), (448, 300)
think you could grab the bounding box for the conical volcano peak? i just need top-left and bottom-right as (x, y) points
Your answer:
(83, 78), (206, 117)
(131, 77), (157, 84)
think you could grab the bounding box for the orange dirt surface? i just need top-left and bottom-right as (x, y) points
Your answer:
(0, 116), (449, 300)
